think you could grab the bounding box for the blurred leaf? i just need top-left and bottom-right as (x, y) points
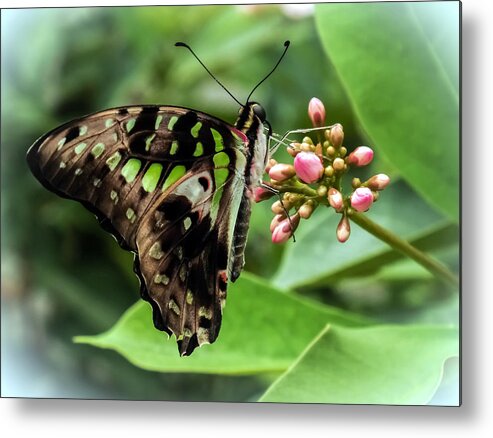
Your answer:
(372, 258), (434, 281)
(244, 200), (286, 278)
(273, 180), (458, 289)
(75, 272), (372, 375)
(398, 293), (459, 326)
(315, 2), (459, 221)
(373, 244), (459, 282)
(259, 324), (459, 404)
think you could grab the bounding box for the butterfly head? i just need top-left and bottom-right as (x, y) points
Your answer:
(250, 102), (272, 137)
(234, 101), (271, 146)
(250, 102), (266, 123)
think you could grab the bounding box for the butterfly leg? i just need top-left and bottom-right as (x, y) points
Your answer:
(268, 125), (337, 156)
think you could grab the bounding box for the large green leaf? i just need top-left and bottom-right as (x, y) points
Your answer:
(75, 273), (371, 375)
(259, 324), (459, 404)
(273, 180), (458, 289)
(315, 2), (459, 221)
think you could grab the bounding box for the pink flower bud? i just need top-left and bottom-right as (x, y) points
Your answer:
(271, 200), (285, 215)
(350, 187), (374, 212)
(336, 215), (351, 243)
(265, 158), (277, 173)
(268, 163), (296, 182)
(298, 201), (315, 219)
(270, 213), (286, 233)
(308, 97), (326, 128)
(328, 188), (343, 211)
(271, 213), (300, 244)
(253, 186), (275, 203)
(329, 123), (344, 148)
(347, 146), (374, 167)
(287, 143), (300, 157)
(366, 173), (390, 191)
(293, 152), (324, 184)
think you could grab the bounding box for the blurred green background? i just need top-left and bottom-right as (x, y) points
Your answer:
(1, 3), (459, 403)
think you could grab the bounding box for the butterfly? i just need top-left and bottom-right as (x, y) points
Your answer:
(26, 41), (289, 356)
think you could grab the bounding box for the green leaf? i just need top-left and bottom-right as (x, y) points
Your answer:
(273, 180), (458, 289)
(75, 272), (372, 375)
(315, 2), (459, 221)
(259, 324), (459, 404)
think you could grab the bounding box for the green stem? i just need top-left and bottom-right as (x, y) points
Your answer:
(265, 181), (319, 198)
(348, 211), (459, 288)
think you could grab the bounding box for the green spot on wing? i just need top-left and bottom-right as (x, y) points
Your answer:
(57, 137), (66, 150)
(74, 142), (87, 155)
(79, 125), (88, 136)
(155, 115), (163, 130)
(110, 190), (119, 203)
(126, 118), (136, 133)
(193, 142), (204, 157)
(163, 165), (186, 191)
(168, 116), (178, 130)
(191, 122), (202, 138)
(210, 128), (224, 151)
(105, 119), (115, 128)
(142, 163), (163, 192)
(121, 158), (142, 183)
(91, 143), (105, 158)
(213, 152), (230, 188)
(145, 134), (156, 151)
(126, 208), (136, 223)
(170, 141), (179, 155)
(211, 186), (224, 216)
(214, 168), (229, 188)
(106, 151), (122, 171)
(213, 151), (230, 168)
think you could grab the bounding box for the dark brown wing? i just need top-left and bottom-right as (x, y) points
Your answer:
(27, 105), (246, 250)
(27, 105), (250, 355)
(132, 155), (247, 355)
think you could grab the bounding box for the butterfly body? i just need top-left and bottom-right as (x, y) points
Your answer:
(27, 103), (268, 355)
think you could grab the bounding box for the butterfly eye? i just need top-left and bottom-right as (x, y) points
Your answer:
(251, 103), (266, 123)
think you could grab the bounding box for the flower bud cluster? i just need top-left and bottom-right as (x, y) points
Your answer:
(259, 97), (391, 244)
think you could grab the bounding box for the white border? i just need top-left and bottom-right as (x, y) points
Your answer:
(2, 0), (492, 437)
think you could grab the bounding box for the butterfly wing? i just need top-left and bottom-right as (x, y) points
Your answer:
(27, 105), (251, 355)
(135, 163), (246, 355)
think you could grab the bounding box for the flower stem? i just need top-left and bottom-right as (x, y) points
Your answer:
(264, 181), (320, 199)
(348, 211), (459, 288)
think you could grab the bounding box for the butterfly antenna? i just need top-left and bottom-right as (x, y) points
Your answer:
(246, 40), (290, 103)
(175, 42), (244, 107)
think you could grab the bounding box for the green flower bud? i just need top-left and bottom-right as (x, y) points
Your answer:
(317, 185), (328, 197)
(324, 165), (334, 177)
(333, 157), (345, 171)
(352, 177), (361, 188)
